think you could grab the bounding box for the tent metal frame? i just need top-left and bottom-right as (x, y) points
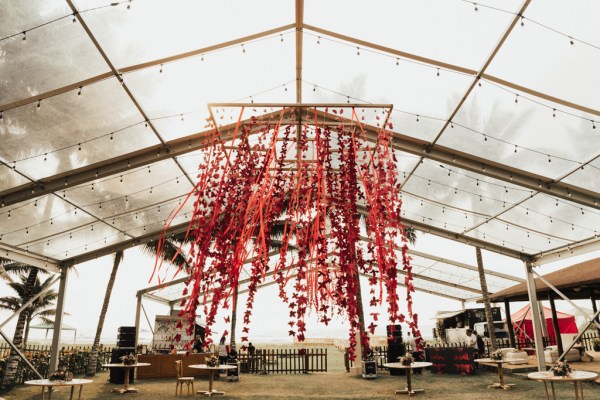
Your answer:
(1, 0), (598, 375)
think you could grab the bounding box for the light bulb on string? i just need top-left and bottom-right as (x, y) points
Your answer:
(317, 36), (320, 44)
(78, 143), (82, 151)
(22, 31), (26, 41)
(592, 120), (596, 130)
(520, 16), (525, 26)
(514, 94), (519, 103)
(280, 34), (283, 42)
(569, 37), (574, 45)
(553, 109), (556, 117)
(356, 47), (360, 56)
(37, 100), (41, 109)
(241, 44), (246, 53)
(159, 64), (163, 73)
(473, 2), (478, 11)
(78, 86), (82, 96)
(436, 68), (440, 77)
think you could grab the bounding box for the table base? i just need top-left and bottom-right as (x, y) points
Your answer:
(395, 388), (424, 396)
(488, 383), (515, 390)
(197, 389), (225, 396)
(112, 387), (139, 394)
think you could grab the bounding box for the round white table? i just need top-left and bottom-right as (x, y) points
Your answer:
(528, 370), (598, 400)
(103, 363), (151, 394)
(24, 379), (93, 400)
(383, 362), (432, 396)
(189, 364), (237, 396)
(474, 358), (527, 390)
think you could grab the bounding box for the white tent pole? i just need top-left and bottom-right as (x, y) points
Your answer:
(525, 261), (546, 371)
(134, 293), (142, 349)
(49, 266), (69, 373)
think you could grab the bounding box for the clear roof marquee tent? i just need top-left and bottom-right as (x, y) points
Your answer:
(1, 0), (600, 304)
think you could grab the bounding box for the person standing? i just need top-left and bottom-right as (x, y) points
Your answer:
(218, 336), (229, 365)
(465, 329), (477, 349)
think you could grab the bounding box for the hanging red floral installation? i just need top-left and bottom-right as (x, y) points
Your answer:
(156, 105), (422, 359)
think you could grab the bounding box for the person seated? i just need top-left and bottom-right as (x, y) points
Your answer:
(192, 334), (203, 353)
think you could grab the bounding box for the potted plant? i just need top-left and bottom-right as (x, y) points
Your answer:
(551, 360), (572, 377)
(48, 366), (72, 381)
(398, 353), (414, 367)
(490, 349), (503, 361)
(120, 353), (137, 366)
(205, 354), (219, 367)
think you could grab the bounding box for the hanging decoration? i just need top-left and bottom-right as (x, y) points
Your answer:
(155, 104), (422, 360)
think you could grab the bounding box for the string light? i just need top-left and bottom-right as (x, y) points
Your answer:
(78, 86), (83, 96)
(241, 44), (246, 53)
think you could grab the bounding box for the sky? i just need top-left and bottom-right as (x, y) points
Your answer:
(2, 230), (598, 348)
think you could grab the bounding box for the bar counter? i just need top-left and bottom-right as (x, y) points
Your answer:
(136, 353), (212, 379)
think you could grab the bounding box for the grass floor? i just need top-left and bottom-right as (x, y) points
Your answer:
(3, 368), (600, 400)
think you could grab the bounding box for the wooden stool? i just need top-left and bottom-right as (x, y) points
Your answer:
(175, 360), (195, 396)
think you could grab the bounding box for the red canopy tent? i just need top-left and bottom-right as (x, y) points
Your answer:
(511, 305), (578, 342)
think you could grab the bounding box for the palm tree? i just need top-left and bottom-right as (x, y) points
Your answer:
(86, 250), (124, 376)
(476, 247), (497, 352)
(0, 273), (58, 348)
(0, 261), (40, 389)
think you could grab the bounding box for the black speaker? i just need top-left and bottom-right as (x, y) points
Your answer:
(117, 339), (135, 348)
(117, 332), (136, 340)
(118, 326), (136, 334)
(109, 348), (135, 384)
(362, 360), (377, 377)
(387, 342), (406, 376)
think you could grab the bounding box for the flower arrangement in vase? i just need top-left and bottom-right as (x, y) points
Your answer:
(120, 353), (137, 366)
(398, 353), (413, 366)
(552, 361), (572, 377)
(490, 349), (503, 361)
(48, 367), (72, 381)
(205, 354), (219, 368)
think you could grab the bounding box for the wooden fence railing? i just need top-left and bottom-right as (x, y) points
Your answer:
(237, 348), (327, 374)
(0, 344), (113, 384)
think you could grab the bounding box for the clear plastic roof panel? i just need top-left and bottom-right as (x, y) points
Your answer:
(124, 38), (296, 141)
(304, 0), (523, 70)
(0, 78), (158, 179)
(487, 0), (600, 110)
(0, 166), (29, 192)
(74, 0), (294, 69)
(561, 158), (600, 194)
(1, 0), (600, 271)
(0, 1), (109, 105)
(301, 36), (474, 142)
(63, 158), (193, 220)
(440, 80), (598, 179)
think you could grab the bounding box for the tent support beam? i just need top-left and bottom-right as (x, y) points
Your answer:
(407, 248), (524, 282)
(548, 293), (563, 355)
(49, 266), (69, 373)
(402, 217), (527, 259)
(4, 107), (600, 218)
(504, 300), (516, 348)
(0, 245), (59, 273)
(525, 261), (546, 371)
(0, 274), (61, 329)
(295, 0), (303, 103)
(556, 310), (600, 363)
(531, 269), (600, 330)
(134, 294), (142, 349)
(533, 237), (600, 266)
(0, 328), (43, 380)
